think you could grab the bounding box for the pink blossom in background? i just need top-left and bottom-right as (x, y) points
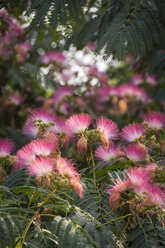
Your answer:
(95, 143), (123, 162)
(144, 112), (165, 130)
(121, 123), (145, 142)
(85, 41), (97, 51)
(9, 92), (24, 105)
(53, 87), (73, 109)
(0, 138), (15, 156)
(97, 86), (113, 102)
(124, 54), (135, 63)
(96, 117), (119, 147)
(28, 156), (54, 177)
(66, 113), (92, 134)
(124, 142), (147, 162)
(41, 50), (66, 65)
(145, 74), (157, 86)
(118, 84), (150, 103)
(15, 41), (32, 64)
(131, 74), (143, 85)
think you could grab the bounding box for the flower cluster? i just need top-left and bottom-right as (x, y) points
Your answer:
(107, 163), (165, 212)
(0, 8), (32, 64)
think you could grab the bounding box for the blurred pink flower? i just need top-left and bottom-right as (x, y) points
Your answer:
(145, 74), (157, 86)
(41, 50), (66, 65)
(131, 74), (143, 85)
(23, 109), (56, 138)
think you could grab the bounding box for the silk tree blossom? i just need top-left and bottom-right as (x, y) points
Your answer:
(23, 109), (56, 138)
(145, 74), (157, 86)
(107, 177), (129, 195)
(95, 143), (123, 162)
(144, 112), (165, 130)
(55, 156), (83, 197)
(127, 167), (151, 188)
(96, 117), (119, 147)
(66, 113), (92, 134)
(53, 87), (73, 109)
(0, 138), (15, 156)
(118, 84), (150, 103)
(107, 177), (129, 209)
(131, 74), (143, 85)
(16, 139), (58, 169)
(41, 50), (66, 65)
(28, 156), (54, 177)
(9, 92), (24, 105)
(146, 184), (165, 207)
(121, 123), (145, 142)
(124, 142), (147, 162)
(15, 41), (32, 64)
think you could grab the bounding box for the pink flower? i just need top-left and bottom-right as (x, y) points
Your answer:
(16, 139), (57, 169)
(15, 41), (32, 64)
(96, 117), (119, 147)
(131, 74), (143, 85)
(66, 113), (92, 134)
(9, 92), (24, 105)
(23, 109), (56, 138)
(124, 142), (147, 162)
(0, 138), (15, 156)
(147, 184), (165, 207)
(118, 84), (150, 103)
(28, 156), (54, 177)
(95, 143), (123, 162)
(41, 50), (66, 65)
(127, 167), (150, 187)
(53, 87), (73, 109)
(106, 177), (129, 196)
(55, 156), (83, 197)
(144, 112), (165, 130)
(121, 123), (145, 142)
(145, 74), (157, 86)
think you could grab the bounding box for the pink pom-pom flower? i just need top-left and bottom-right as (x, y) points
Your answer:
(144, 112), (165, 130)
(23, 109), (56, 138)
(0, 138), (15, 156)
(66, 113), (92, 134)
(55, 156), (84, 197)
(127, 167), (151, 188)
(28, 156), (54, 177)
(96, 117), (119, 147)
(121, 123), (145, 142)
(16, 139), (58, 169)
(95, 143), (123, 162)
(124, 142), (147, 162)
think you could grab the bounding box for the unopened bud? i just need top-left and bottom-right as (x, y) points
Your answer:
(77, 135), (88, 154)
